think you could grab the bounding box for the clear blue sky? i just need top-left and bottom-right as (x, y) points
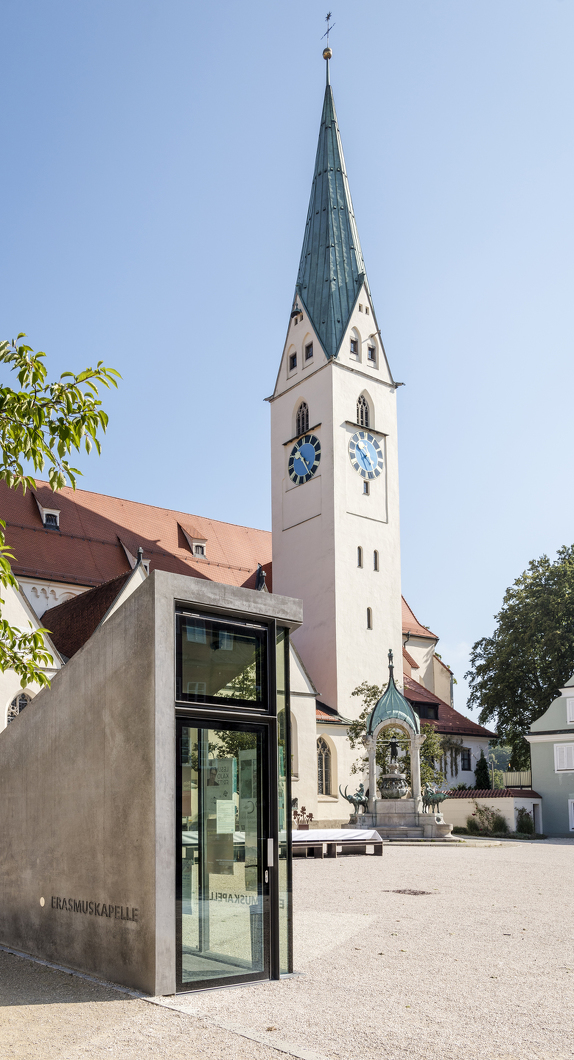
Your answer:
(2, 1), (573, 719)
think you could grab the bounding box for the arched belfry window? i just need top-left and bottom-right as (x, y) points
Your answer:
(296, 401), (309, 437)
(357, 395), (370, 428)
(317, 737), (331, 795)
(7, 692), (31, 725)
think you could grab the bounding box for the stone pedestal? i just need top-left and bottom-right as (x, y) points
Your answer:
(353, 798), (453, 840)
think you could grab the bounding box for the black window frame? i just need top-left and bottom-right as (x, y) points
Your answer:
(175, 610), (272, 713)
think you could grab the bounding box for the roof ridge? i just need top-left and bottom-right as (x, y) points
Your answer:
(31, 479), (271, 536)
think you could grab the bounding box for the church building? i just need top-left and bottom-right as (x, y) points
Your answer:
(0, 51), (494, 821)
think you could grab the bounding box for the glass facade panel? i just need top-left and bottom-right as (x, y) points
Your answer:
(179, 724), (266, 986)
(276, 626), (292, 975)
(176, 614), (267, 708)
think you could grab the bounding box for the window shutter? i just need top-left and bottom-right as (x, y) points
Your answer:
(567, 697), (574, 724)
(554, 743), (574, 771)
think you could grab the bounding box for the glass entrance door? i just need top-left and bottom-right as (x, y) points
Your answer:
(177, 720), (269, 990)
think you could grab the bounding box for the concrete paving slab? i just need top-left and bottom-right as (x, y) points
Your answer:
(1, 840), (573, 1060)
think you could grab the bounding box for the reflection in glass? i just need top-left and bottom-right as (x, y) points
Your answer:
(180, 725), (265, 985)
(176, 615), (267, 707)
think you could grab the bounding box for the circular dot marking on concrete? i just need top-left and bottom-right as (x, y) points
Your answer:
(40, 897), (45, 907)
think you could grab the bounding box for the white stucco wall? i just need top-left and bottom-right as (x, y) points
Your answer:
(271, 284), (402, 725)
(0, 583), (62, 732)
(19, 577), (88, 618)
(441, 795), (542, 832)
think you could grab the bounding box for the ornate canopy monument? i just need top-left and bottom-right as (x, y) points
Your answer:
(351, 652), (453, 840)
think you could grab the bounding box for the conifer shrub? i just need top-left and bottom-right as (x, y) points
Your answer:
(516, 807), (534, 834)
(474, 750), (491, 789)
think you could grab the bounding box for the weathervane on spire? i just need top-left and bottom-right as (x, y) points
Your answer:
(322, 10), (334, 78)
(322, 11), (335, 48)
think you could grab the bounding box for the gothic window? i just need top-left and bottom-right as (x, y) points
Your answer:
(357, 394), (369, 428)
(357, 546), (363, 568)
(7, 693), (31, 725)
(296, 401), (309, 437)
(317, 737), (331, 795)
(366, 607), (373, 629)
(373, 550), (379, 571)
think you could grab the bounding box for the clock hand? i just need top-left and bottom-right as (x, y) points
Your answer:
(297, 450), (310, 471)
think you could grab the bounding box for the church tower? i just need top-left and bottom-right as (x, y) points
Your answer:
(269, 50), (403, 718)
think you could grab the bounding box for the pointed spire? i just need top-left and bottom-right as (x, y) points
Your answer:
(296, 52), (367, 360)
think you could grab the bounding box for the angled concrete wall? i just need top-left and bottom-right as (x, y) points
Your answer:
(0, 570), (302, 995)
(0, 572), (162, 994)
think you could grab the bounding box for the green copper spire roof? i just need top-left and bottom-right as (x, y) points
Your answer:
(367, 651), (420, 736)
(296, 61), (367, 360)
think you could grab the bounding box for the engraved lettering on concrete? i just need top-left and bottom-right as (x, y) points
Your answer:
(49, 897), (139, 923)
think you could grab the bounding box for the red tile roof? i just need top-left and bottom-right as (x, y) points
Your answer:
(1, 480), (272, 591)
(402, 646), (419, 669)
(42, 571), (133, 659)
(444, 788), (541, 799)
(316, 702), (349, 724)
(402, 673), (496, 738)
(402, 597), (437, 639)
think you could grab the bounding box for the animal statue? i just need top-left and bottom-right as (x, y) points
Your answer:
(422, 783), (449, 814)
(339, 783), (369, 815)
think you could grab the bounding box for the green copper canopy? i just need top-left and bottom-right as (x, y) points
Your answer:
(295, 79), (367, 360)
(367, 652), (420, 736)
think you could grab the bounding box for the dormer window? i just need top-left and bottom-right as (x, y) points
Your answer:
(34, 496), (61, 530)
(289, 353), (297, 371)
(194, 544), (205, 557)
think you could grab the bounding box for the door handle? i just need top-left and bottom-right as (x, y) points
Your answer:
(267, 838), (274, 867)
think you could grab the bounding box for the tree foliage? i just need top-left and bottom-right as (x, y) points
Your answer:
(465, 545), (574, 768)
(0, 335), (119, 687)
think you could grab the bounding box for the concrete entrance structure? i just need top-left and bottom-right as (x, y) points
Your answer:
(0, 571), (301, 995)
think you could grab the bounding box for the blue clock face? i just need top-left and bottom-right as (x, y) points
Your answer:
(349, 431), (383, 479)
(288, 434), (321, 485)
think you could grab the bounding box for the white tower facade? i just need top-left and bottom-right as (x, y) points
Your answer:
(270, 57), (403, 720)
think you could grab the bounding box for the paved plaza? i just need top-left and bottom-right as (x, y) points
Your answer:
(1, 839), (573, 1060)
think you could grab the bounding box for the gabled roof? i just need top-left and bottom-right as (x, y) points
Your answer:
(42, 570), (134, 659)
(402, 673), (496, 738)
(1, 480), (272, 591)
(402, 596), (437, 640)
(295, 77), (367, 360)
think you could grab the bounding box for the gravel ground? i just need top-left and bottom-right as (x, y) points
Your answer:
(1, 839), (573, 1060)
